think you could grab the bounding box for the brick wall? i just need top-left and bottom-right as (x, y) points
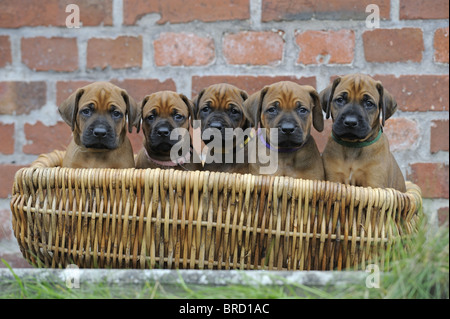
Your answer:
(0, 0), (448, 267)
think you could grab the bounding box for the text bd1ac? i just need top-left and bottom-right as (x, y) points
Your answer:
(179, 303), (270, 316)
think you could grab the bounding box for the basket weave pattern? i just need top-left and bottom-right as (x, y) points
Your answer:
(10, 150), (422, 270)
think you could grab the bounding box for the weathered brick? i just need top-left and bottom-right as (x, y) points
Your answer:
(373, 75), (449, 112)
(23, 122), (72, 155)
(192, 75), (316, 97)
(0, 0), (112, 28)
(154, 33), (215, 67)
(400, 0), (449, 20)
(262, 0), (390, 21)
(434, 27), (449, 64)
(223, 31), (285, 65)
(0, 123), (14, 154)
(0, 36), (12, 68)
(295, 30), (355, 65)
(431, 119), (449, 153)
(21, 37), (78, 72)
(124, 0), (249, 25)
(384, 118), (420, 152)
(0, 164), (25, 198)
(87, 36), (143, 70)
(363, 28), (424, 63)
(407, 163), (449, 199)
(0, 81), (47, 115)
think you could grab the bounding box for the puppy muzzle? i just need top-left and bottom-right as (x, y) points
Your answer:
(82, 122), (117, 149)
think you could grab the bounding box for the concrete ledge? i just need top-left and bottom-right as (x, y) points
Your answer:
(0, 268), (367, 287)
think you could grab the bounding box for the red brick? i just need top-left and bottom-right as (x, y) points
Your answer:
(373, 75), (449, 112)
(363, 28), (424, 63)
(431, 119), (449, 153)
(0, 0), (112, 28)
(438, 207), (449, 226)
(23, 122), (72, 155)
(262, 0), (390, 21)
(154, 33), (215, 67)
(0, 81), (47, 115)
(400, 0), (449, 20)
(87, 36), (143, 70)
(434, 27), (449, 64)
(384, 118), (420, 152)
(0, 209), (12, 241)
(192, 75), (316, 96)
(0, 123), (14, 154)
(0, 36), (12, 68)
(407, 163), (449, 199)
(123, 0), (249, 25)
(21, 37), (78, 72)
(0, 164), (25, 198)
(223, 31), (285, 65)
(295, 30), (355, 65)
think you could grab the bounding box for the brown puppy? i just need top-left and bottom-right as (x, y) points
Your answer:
(59, 81), (140, 168)
(135, 91), (201, 171)
(319, 74), (406, 192)
(193, 83), (250, 173)
(244, 81), (325, 180)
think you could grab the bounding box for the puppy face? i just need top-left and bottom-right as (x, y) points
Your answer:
(58, 81), (140, 150)
(244, 81), (323, 148)
(320, 74), (397, 141)
(194, 84), (248, 143)
(141, 91), (194, 155)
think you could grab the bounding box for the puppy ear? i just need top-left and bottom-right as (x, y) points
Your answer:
(179, 93), (195, 126)
(243, 87), (269, 129)
(319, 77), (341, 119)
(239, 90), (251, 129)
(305, 86), (324, 132)
(192, 89), (205, 119)
(121, 90), (140, 133)
(240, 90), (248, 102)
(58, 88), (84, 132)
(376, 82), (397, 127)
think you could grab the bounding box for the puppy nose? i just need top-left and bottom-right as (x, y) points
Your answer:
(210, 121), (223, 131)
(157, 126), (170, 137)
(93, 127), (107, 138)
(280, 123), (296, 135)
(343, 116), (358, 128)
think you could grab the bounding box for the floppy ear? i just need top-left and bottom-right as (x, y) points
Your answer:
(192, 89), (206, 119)
(376, 82), (397, 127)
(239, 90), (251, 129)
(179, 93), (195, 126)
(121, 90), (140, 133)
(58, 88), (85, 132)
(242, 87), (269, 129)
(319, 77), (341, 119)
(305, 86), (324, 132)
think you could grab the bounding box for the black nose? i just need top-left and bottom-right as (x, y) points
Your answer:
(93, 126), (107, 138)
(157, 126), (170, 137)
(343, 116), (358, 128)
(209, 121), (223, 131)
(280, 122), (296, 135)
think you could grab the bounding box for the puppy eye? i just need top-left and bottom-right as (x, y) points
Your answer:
(174, 114), (185, 121)
(335, 97), (346, 105)
(80, 108), (92, 117)
(201, 106), (211, 113)
(364, 100), (375, 108)
(298, 107), (309, 115)
(230, 108), (240, 115)
(266, 107), (278, 115)
(146, 114), (155, 121)
(111, 110), (123, 119)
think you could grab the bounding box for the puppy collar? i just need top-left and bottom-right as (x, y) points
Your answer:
(144, 148), (191, 167)
(332, 128), (383, 148)
(257, 128), (305, 153)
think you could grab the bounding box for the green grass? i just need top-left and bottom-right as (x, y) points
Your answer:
(1, 219), (448, 299)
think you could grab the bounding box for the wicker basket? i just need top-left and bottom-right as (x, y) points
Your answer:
(10, 150), (422, 271)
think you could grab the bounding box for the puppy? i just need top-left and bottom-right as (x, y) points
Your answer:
(58, 81), (140, 168)
(319, 73), (406, 191)
(244, 81), (325, 180)
(136, 91), (200, 171)
(193, 83), (250, 173)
